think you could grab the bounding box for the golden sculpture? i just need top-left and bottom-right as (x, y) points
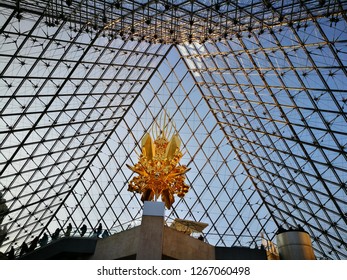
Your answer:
(126, 113), (190, 209)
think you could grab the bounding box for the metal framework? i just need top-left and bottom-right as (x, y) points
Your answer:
(0, 0), (346, 259)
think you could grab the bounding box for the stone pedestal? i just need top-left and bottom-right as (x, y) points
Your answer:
(136, 201), (165, 260)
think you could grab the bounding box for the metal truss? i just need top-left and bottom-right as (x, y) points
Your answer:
(0, 1), (346, 260)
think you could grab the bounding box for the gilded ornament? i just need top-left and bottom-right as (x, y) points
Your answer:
(127, 114), (190, 209)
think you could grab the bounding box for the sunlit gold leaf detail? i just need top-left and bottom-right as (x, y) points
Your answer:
(127, 114), (190, 209)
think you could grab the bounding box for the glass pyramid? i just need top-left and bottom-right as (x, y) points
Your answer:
(0, 0), (346, 260)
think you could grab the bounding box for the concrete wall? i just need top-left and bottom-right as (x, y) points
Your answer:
(163, 226), (215, 259)
(136, 215), (165, 260)
(90, 223), (263, 260)
(90, 224), (214, 260)
(89, 226), (140, 260)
